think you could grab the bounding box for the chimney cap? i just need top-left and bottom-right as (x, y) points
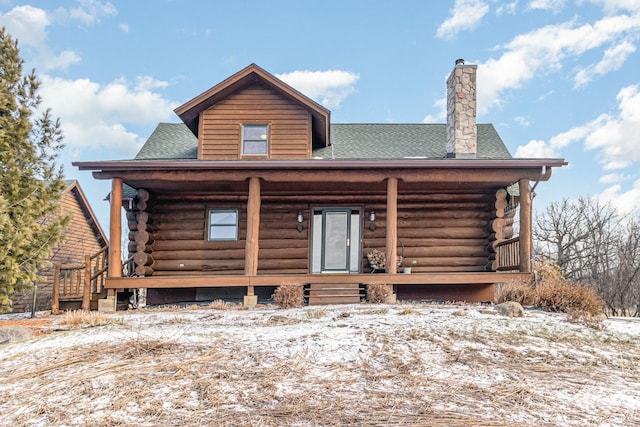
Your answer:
(455, 58), (465, 65)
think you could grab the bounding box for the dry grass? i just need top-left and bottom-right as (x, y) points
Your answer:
(1, 303), (638, 427)
(306, 308), (326, 319)
(59, 310), (124, 328)
(366, 283), (392, 303)
(208, 299), (231, 310)
(271, 283), (304, 309)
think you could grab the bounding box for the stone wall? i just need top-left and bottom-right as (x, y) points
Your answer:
(446, 61), (477, 158)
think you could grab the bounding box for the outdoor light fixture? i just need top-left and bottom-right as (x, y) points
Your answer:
(369, 210), (376, 231)
(296, 210), (304, 232)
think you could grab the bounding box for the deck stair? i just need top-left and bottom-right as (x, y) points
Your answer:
(306, 283), (364, 305)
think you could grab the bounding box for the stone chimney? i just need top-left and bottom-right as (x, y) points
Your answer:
(446, 58), (477, 158)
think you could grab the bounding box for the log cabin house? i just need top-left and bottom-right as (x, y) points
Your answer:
(74, 61), (566, 309)
(10, 180), (108, 312)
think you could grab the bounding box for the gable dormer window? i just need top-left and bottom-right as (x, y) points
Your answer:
(242, 124), (269, 156)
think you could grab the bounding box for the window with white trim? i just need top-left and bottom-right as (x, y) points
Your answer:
(242, 124), (269, 155)
(208, 209), (238, 241)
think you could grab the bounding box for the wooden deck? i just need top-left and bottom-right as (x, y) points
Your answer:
(104, 272), (531, 289)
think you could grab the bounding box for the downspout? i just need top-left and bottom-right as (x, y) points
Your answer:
(529, 165), (548, 201)
(529, 165), (550, 276)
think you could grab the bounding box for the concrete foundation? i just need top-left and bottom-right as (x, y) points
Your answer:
(243, 294), (258, 308)
(98, 296), (117, 312)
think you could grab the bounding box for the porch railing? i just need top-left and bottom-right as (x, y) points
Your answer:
(494, 237), (520, 271)
(51, 246), (109, 313)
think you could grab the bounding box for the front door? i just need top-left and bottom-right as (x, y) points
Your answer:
(311, 208), (361, 273)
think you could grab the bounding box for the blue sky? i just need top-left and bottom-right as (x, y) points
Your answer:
(1, 0), (639, 230)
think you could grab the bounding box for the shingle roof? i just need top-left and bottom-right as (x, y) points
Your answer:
(134, 122), (511, 160)
(135, 123), (198, 160)
(315, 124), (511, 159)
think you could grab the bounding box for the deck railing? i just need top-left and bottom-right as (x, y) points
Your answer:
(494, 237), (520, 271)
(51, 246), (109, 313)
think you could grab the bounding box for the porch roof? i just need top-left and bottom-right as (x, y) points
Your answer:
(75, 157), (567, 172)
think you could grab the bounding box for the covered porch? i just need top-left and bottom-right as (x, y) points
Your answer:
(74, 158), (562, 309)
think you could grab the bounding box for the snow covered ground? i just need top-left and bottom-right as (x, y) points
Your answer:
(1, 302), (639, 426)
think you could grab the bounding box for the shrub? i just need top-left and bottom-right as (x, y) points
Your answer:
(495, 261), (606, 322)
(367, 283), (392, 304)
(495, 280), (536, 305)
(535, 277), (605, 316)
(272, 284), (304, 309)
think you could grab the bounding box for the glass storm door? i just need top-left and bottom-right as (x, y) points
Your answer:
(311, 208), (361, 273)
(322, 210), (350, 271)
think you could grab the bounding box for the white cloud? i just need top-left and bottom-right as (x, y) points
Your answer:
(574, 40), (636, 87)
(0, 5), (49, 46)
(497, 1), (519, 15)
(276, 69), (359, 108)
(0, 5), (80, 71)
(54, 0), (117, 26)
(595, 179), (640, 214)
(436, 0), (490, 39)
(515, 139), (558, 157)
(135, 76), (169, 91)
(514, 115), (531, 126)
(588, 0), (640, 14)
(477, 12), (640, 114)
(599, 173), (628, 183)
(515, 113), (610, 157)
(526, 0), (566, 12)
(118, 23), (129, 33)
(39, 75), (177, 156)
(422, 96), (447, 123)
(582, 84), (640, 169)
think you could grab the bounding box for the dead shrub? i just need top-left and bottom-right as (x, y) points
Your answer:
(367, 283), (392, 304)
(535, 277), (605, 316)
(495, 280), (536, 305)
(271, 283), (303, 309)
(496, 262), (606, 320)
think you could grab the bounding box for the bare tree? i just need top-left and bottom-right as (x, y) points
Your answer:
(534, 196), (640, 316)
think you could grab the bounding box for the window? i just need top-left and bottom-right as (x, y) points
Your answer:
(242, 124), (269, 155)
(208, 210), (238, 241)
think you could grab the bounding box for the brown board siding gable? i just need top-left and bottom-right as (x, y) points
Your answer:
(199, 84), (311, 160)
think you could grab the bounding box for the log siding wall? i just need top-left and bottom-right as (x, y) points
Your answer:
(199, 84), (311, 160)
(142, 191), (493, 278)
(362, 193), (493, 273)
(146, 199), (310, 276)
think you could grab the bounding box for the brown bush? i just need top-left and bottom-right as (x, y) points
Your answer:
(495, 280), (536, 305)
(271, 283), (304, 309)
(367, 283), (392, 304)
(535, 277), (605, 316)
(495, 261), (606, 322)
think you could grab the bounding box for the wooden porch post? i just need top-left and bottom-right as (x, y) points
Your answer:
(82, 254), (91, 311)
(244, 177), (261, 307)
(52, 263), (61, 314)
(385, 177), (398, 274)
(108, 178), (123, 279)
(519, 178), (532, 273)
(100, 178), (122, 312)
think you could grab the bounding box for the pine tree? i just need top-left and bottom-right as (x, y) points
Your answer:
(0, 28), (68, 313)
